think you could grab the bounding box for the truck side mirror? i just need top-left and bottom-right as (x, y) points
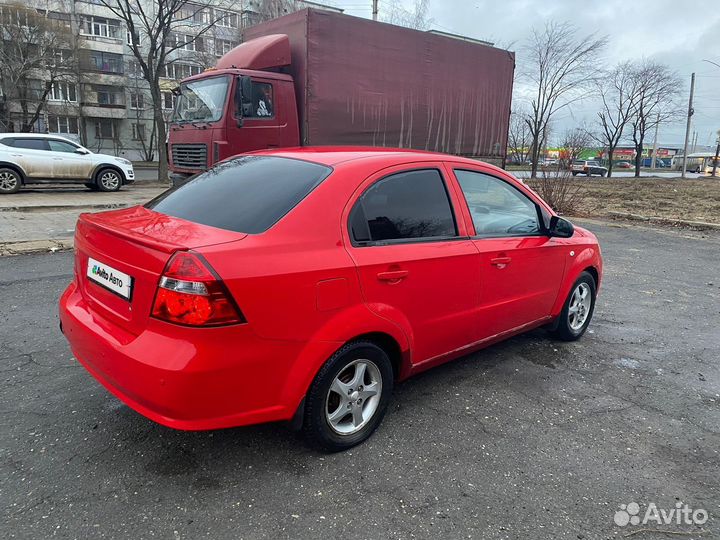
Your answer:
(240, 75), (253, 101)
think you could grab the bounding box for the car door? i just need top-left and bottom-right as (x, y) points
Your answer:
(449, 168), (567, 340)
(7, 138), (53, 178)
(46, 139), (93, 179)
(228, 78), (281, 156)
(343, 163), (481, 365)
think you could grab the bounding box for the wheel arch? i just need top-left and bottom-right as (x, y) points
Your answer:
(92, 163), (126, 184)
(0, 162), (26, 183)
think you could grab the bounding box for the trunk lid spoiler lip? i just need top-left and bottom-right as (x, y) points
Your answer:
(78, 206), (248, 254)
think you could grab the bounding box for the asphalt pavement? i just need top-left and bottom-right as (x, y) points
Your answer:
(1, 220), (718, 539)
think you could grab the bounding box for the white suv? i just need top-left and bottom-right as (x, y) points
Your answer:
(0, 133), (135, 194)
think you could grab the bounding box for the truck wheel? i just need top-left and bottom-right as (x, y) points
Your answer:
(550, 272), (597, 341)
(303, 341), (394, 452)
(95, 168), (122, 192)
(0, 167), (22, 194)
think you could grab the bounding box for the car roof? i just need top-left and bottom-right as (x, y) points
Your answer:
(0, 133), (75, 141)
(246, 146), (505, 171)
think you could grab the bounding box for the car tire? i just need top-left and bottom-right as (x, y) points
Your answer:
(550, 271), (597, 341)
(571, 172), (578, 176)
(303, 341), (394, 452)
(95, 168), (122, 192)
(600, 170), (607, 177)
(84, 182), (99, 191)
(0, 167), (22, 194)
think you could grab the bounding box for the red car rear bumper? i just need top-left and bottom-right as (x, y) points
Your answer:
(59, 282), (313, 430)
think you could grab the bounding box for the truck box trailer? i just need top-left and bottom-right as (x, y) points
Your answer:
(168, 8), (515, 179)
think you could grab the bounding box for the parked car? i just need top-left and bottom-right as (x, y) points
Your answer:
(616, 161), (632, 169)
(0, 133), (134, 194)
(59, 148), (603, 451)
(571, 160), (608, 177)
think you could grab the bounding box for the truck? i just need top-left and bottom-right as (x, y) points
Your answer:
(167, 8), (515, 182)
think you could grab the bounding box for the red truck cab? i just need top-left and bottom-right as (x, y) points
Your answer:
(168, 35), (299, 182)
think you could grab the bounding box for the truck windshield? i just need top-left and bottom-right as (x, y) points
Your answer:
(173, 75), (229, 123)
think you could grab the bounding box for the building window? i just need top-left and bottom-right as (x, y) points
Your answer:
(48, 115), (79, 135)
(126, 30), (139, 46)
(215, 39), (236, 57)
(160, 63), (202, 80)
(128, 60), (143, 78)
(80, 16), (121, 39)
(132, 123), (146, 141)
(94, 119), (116, 139)
(49, 82), (77, 102)
(162, 92), (176, 110)
(87, 51), (124, 74)
(215, 9), (238, 28)
(168, 33), (203, 52)
(174, 4), (211, 24)
(95, 85), (124, 107)
(129, 92), (144, 109)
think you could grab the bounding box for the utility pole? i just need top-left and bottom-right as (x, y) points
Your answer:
(681, 72), (695, 178)
(712, 130), (720, 178)
(372, 0), (378, 21)
(651, 113), (659, 170)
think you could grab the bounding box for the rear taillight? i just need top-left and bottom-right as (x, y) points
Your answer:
(151, 251), (244, 327)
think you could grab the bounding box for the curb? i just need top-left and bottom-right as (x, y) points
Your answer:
(0, 203), (132, 213)
(605, 211), (720, 230)
(0, 238), (74, 257)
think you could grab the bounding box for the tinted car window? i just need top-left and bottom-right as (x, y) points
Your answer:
(146, 156), (331, 234)
(12, 139), (48, 151)
(350, 169), (456, 243)
(0, 138), (13, 146)
(48, 140), (79, 153)
(454, 170), (540, 237)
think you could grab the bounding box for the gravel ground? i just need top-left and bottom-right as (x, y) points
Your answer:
(0, 219), (718, 539)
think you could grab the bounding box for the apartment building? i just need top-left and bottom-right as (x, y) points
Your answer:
(0, 0), (341, 161)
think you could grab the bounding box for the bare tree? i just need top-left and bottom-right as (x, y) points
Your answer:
(560, 125), (593, 168)
(98, 0), (231, 181)
(255, 0), (300, 23)
(629, 60), (682, 177)
(521, 22), (607, 177)
(382, 0), (433, 30)
(594, 61), (639, 177)
(0, 4), (77, 132)
(507, 109), (532, 164)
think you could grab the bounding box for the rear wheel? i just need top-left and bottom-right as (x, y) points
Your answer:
(303, 341), (394, 452)
(550, 272), (597, 341)
(95, 168), (122, 192)
(0, 168), (21, 194)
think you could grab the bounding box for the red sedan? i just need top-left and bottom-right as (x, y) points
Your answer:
(59, 148), (602, 451)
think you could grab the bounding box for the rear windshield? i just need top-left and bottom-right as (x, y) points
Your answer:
(146, 156), (332, 234)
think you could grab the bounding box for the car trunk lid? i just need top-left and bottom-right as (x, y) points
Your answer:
(73, 205), (245, 336)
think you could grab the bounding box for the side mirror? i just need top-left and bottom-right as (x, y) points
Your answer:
(548, 216), (574, 238)
(240, 75), (253, 101)
(74, 148), (89, 155)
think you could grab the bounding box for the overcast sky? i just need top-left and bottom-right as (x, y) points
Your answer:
(334, 0), (720, 148)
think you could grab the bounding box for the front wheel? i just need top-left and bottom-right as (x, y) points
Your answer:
(303, 341), (394, 452)
(550, 272), (597, 341)
(95, 168), (122, 192)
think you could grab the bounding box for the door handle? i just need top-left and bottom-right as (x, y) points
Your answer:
(490, 256), (512, 267)
(377, 270), (409, 282)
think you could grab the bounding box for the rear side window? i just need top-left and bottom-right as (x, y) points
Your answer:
(0, 138), (13, 147)
(12, 139), (48, 151)
(48, 140), (79, 153)
(146, 156), (331, 234)
(350, 169), (457, 244)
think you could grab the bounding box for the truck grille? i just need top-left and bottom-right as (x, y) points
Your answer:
(171, 144), (207, 169)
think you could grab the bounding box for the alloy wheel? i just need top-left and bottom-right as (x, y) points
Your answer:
(99, 171), (120, 190)
(0, 170), (19, 191)
(325, 359), (382, 435)
(568, 282), (592, 331)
